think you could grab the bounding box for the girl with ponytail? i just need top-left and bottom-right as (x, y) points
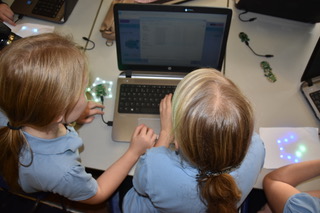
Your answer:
(0, 33), (155, 204)
(123, 68), (265, 212)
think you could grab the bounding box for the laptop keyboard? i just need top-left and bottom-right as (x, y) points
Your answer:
(310, 90), (320, 112)
(118, 84), (176, 114)
(32, 0), (64, 18)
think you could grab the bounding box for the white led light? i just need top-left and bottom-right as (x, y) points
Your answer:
(86, 77), (113, 101)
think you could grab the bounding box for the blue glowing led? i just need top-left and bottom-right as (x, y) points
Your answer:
(284, 138), (288, 142)
(280, 155), (284, 158)
(32, 28), (38, 33)
(287, 155), (292, 160)
(280, 147), (284, 151)
(277, 140), (281, 144)
(21, 26), (27, 30)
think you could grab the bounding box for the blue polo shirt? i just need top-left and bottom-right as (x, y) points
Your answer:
(123, 132), (265, 213)
(284, 193), (320, 213)
(18, 127), (98, 201)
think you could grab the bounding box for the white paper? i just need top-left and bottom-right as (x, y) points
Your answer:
(6, 23), (55, 38)
(260, 127), (320, 169)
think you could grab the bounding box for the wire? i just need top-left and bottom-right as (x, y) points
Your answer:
(239, 32), (274, 58)
(14, 14), (24, 23)
(245, 42), (274, 58)
(100, 96), (113, 126)
(238, 11), (257, 22)
(82, 37), (95, 50)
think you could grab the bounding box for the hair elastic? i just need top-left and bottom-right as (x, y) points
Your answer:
(197, 165), (241, 181)
(7, 122), (22, 130)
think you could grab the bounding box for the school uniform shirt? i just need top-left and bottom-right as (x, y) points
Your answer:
(284, 193), (320, 213)
(18, 127), (98, 201)
(123, 132), (265, 213)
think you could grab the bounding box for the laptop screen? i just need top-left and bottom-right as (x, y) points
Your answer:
(114, 4), (232, 72)
(301, 37), (320, 83)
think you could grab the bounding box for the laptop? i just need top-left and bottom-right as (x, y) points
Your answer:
(10, 0), (78, 24)
(235, 0), (320, 23)
(111, 3), (232, 142)
(300, 36), (320, 120)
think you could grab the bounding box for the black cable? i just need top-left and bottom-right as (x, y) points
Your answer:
(14, 14), (24, 23)
(238, 11), (257, 22)
(82, 37), (95, 50)
(245, 42), (274, 58)
(239, 32), (274, 58)
(100, 96), (113, 126)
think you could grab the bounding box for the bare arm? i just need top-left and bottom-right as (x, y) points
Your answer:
(81, 124), (157, 204)
(263, 160), (320, 213)
(155, 94), (173, 148)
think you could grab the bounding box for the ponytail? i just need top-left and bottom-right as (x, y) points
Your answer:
(0, 123), (32, 191)
(197, 172), (241, 213)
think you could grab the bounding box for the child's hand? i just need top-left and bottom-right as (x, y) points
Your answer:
(76, 101), (104, 124)
(156, 94), (173, 147)
(0, 4), (15, 26)
(129, 124), (157, 156)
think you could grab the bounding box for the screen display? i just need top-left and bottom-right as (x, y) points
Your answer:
(114, 5), (232, 72)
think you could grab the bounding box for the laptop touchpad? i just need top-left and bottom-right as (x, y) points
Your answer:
(138, 118), (161, 135)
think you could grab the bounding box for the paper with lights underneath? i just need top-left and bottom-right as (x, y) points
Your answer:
(7, 23), (54, 38)
(260, 127), (320, 169)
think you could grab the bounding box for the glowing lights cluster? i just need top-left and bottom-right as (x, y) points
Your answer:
(21, 25), (39, 34)
(86, 77), (113, 102)
(277, 133), (307, 164)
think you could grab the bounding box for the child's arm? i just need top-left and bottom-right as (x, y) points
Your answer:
(155, 94), (173, 148)
(263, 159), (320, 213)
(81, 124), (156, 204)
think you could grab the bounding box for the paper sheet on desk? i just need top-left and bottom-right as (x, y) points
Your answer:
(6, 23), (55, 38)
(260, 127), (320, 169)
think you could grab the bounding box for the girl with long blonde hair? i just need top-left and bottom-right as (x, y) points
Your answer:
(123, 68), (265, 213)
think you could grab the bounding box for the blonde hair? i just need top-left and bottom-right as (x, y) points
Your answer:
(0, 33), (88, 190)
(172, 68), (254, 213)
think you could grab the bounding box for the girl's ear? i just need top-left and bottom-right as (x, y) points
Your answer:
(55, 115), (64, 123)
(174, 140), (179, 150)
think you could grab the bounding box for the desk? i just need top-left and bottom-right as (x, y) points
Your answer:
(75, 0), (320, 189)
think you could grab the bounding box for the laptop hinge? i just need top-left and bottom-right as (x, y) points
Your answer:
(125, 71), (132, 78)
(307, 79), (313, 87)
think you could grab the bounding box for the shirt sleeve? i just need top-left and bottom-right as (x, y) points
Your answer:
(230, 132), (266, 206)
(284, 193), (320, 213)
(52, 164), (98, 201)
(130, 153), (150, 196)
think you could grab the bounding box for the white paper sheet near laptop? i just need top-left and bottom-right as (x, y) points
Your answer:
(260, 127), (320, 169)
(300, 36), (320, 120)
(111, 4), (232, 142)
